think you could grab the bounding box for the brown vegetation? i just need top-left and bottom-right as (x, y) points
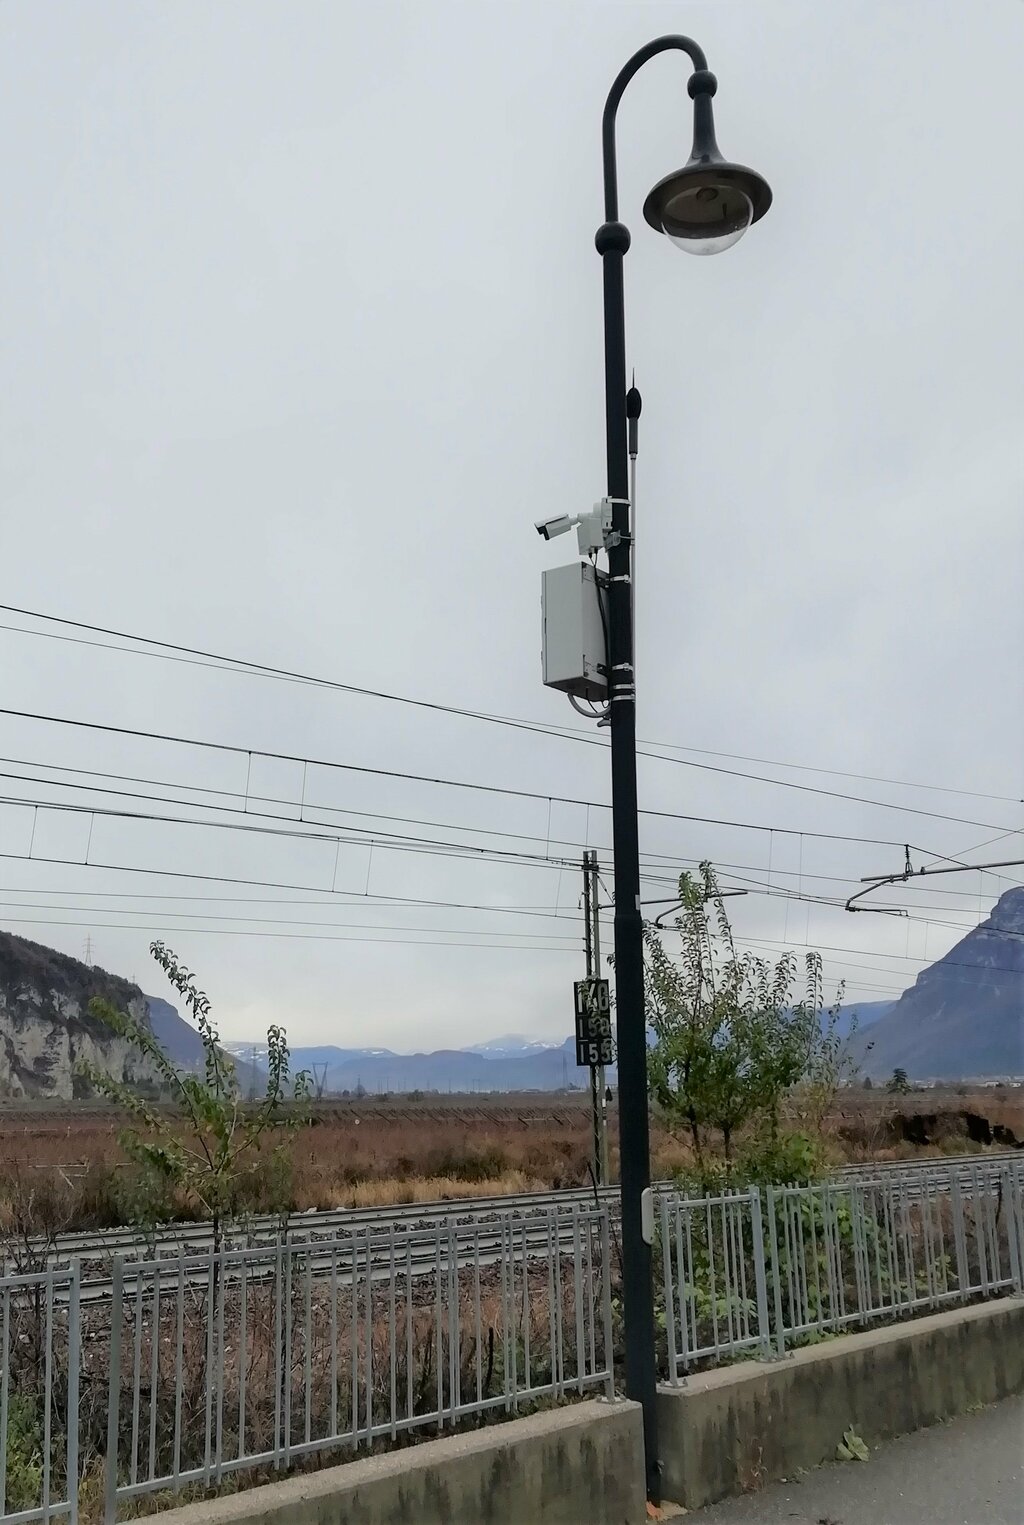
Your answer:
(0, 1087), (1020, 1238)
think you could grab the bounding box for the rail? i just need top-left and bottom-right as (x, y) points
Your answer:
(25, 1150), (1021, 1267)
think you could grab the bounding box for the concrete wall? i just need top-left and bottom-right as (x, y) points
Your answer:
(151, 1400), (646, 1525)
(658, 1296), (1024, 1509)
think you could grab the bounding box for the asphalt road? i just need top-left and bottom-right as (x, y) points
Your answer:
(687, 1398), (1024, 1525)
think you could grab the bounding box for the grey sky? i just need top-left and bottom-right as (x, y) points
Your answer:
(1, 1), (1021, 1052)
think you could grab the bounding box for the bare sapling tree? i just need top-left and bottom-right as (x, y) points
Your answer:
(78, 941), (310, 1249)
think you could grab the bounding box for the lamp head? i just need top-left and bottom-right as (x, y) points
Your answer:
(642, 69), (771, 255)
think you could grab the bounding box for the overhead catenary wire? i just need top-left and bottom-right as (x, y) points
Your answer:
(9, 785), (1001, 922)
(4, 604), (1020, 804)
(0, 915), (579, 951)
(0, 708), (982, 851)
(5, 756), (992, 885)
(0, 611), (1020, 828)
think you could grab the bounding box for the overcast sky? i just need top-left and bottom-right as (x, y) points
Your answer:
(1, 0), (1021, 1054)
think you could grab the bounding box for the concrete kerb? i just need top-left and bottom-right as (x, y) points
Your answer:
(657, 1295), (1024, 1509)
(147, 1398), (647, 1525)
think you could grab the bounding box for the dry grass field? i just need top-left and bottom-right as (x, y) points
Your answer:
(0, 1086), (1020, 1235)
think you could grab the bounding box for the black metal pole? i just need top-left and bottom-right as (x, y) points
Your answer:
(596, 34), (708, 1505)
(596, 215), (660, 1501)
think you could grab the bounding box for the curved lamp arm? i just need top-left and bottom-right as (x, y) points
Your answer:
(602, 35), (708, 221)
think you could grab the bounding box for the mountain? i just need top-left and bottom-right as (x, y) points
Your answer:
(222, 1042), (396, 1075)
(0, 931), (270, 1101)
(152, 1006), (264, 1093)
(0, 932), (166, 1100)
(318, 1042), (589, 1095)
(836, 1000), (894, 1041)
(462, 1034), (560, 1059)
(851, 888), (1024, 1080)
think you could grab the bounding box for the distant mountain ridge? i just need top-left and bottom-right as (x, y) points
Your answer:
(852, 887), (1024, 1079)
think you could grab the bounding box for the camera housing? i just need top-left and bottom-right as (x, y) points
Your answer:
(534, 515), (573, 541)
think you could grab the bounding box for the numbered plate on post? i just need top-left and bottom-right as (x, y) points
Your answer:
(573, 978), (614, 1068)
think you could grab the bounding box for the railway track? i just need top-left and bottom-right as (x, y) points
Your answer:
(14, 1150), (1019, 1272)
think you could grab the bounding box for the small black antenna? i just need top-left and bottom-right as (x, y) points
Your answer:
(626, 370), (642, 457)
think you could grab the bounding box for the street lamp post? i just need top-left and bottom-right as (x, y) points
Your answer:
(596, 36), (771, 1502)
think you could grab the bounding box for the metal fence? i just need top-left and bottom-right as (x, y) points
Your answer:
(1, 1203), (613, 1524)
(658, 1157), (1024, 1382)
(3, 1157), (1023, 1522)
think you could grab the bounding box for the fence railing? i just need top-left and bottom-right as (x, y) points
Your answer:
(1, 1204), (613, 1524)
(0, 1266), (80, 1525)
(658, 1157), (1024, 1381)
(3, 1157), (1022, 1522)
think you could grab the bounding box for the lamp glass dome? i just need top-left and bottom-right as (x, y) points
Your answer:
(661, 182), (752, 255)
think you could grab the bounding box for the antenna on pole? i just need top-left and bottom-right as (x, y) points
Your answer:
(626, 377), (641, 694)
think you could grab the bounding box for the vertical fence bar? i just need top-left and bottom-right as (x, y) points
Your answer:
(765, 1188), (786, 1358)
(433, 1225), (443, 1427)
(41, 1270), (54, 1521)
(129, 1271), (143, 1488)
(349, 1235), (358, 1448)
(660, 1194), (678, 1384)
(572, 1207), (585, 1394)
(720, 1200), (735, 1352)
(103, 1258), (124, 1525)
(405, 1238), (414, 1427)
(283, 1243), (293, 1467)
(238, 1253), (249, 1461)
(705, 1199), (719, 1356)
(387, 1227), (397, 1440)
(520, 1220), (531, 1400)
(447, 1222), (459, 1424)
(148, 1264), (161, 1487)
(66, 1264), (81, 1525)
(543, 1216), (556, 1404)
(215, 1253), (226, 1483)
(473, 1225), (483, 1409)
(365, 1227), (374, 1443)
(735, 1197), (751, 1348)
(680, 1198), (694, 1371)
(584, 1214), (597, 1383)
(600, 1208), (614, 1398)
(551, 1211), (565, 1398)
(1006, 1166), (1023, 1295)
(273, 1242), (285, 1467)
(748, 1190), (772, 1361)
(172, 1256), (184, 1487)
(200, 1260), (215, 1481)
(303, 1245), (313, 1447)
(328, 1246), (338, 1439)
(0, 1275), (9, 1519)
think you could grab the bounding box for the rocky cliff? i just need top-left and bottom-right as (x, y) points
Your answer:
(852, 887), (1024, 1080)
(0, 932), (166, 1100)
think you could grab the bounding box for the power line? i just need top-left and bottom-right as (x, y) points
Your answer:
(0, 898), (582, 940)
(723, 933), (1023, 979)
(2, 610), (1019, 828)
(0, 709), (961, 850)
(7, 757), (979, 887)
(0, 793), (587, 874)
(0, 915), (577, 951)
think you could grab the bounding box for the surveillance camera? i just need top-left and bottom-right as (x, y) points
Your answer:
(535, 515), (574, 541)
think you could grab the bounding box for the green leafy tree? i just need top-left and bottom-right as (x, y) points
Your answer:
(645, 863), (849, 1179)
(887, 1066), (912, 1095)
(78, 941), (310, 1249)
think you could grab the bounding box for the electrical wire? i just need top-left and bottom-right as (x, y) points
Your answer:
(0, 709), (968, 851)
(0, 915), (578, 951)
(1, 610), (1019, 828)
